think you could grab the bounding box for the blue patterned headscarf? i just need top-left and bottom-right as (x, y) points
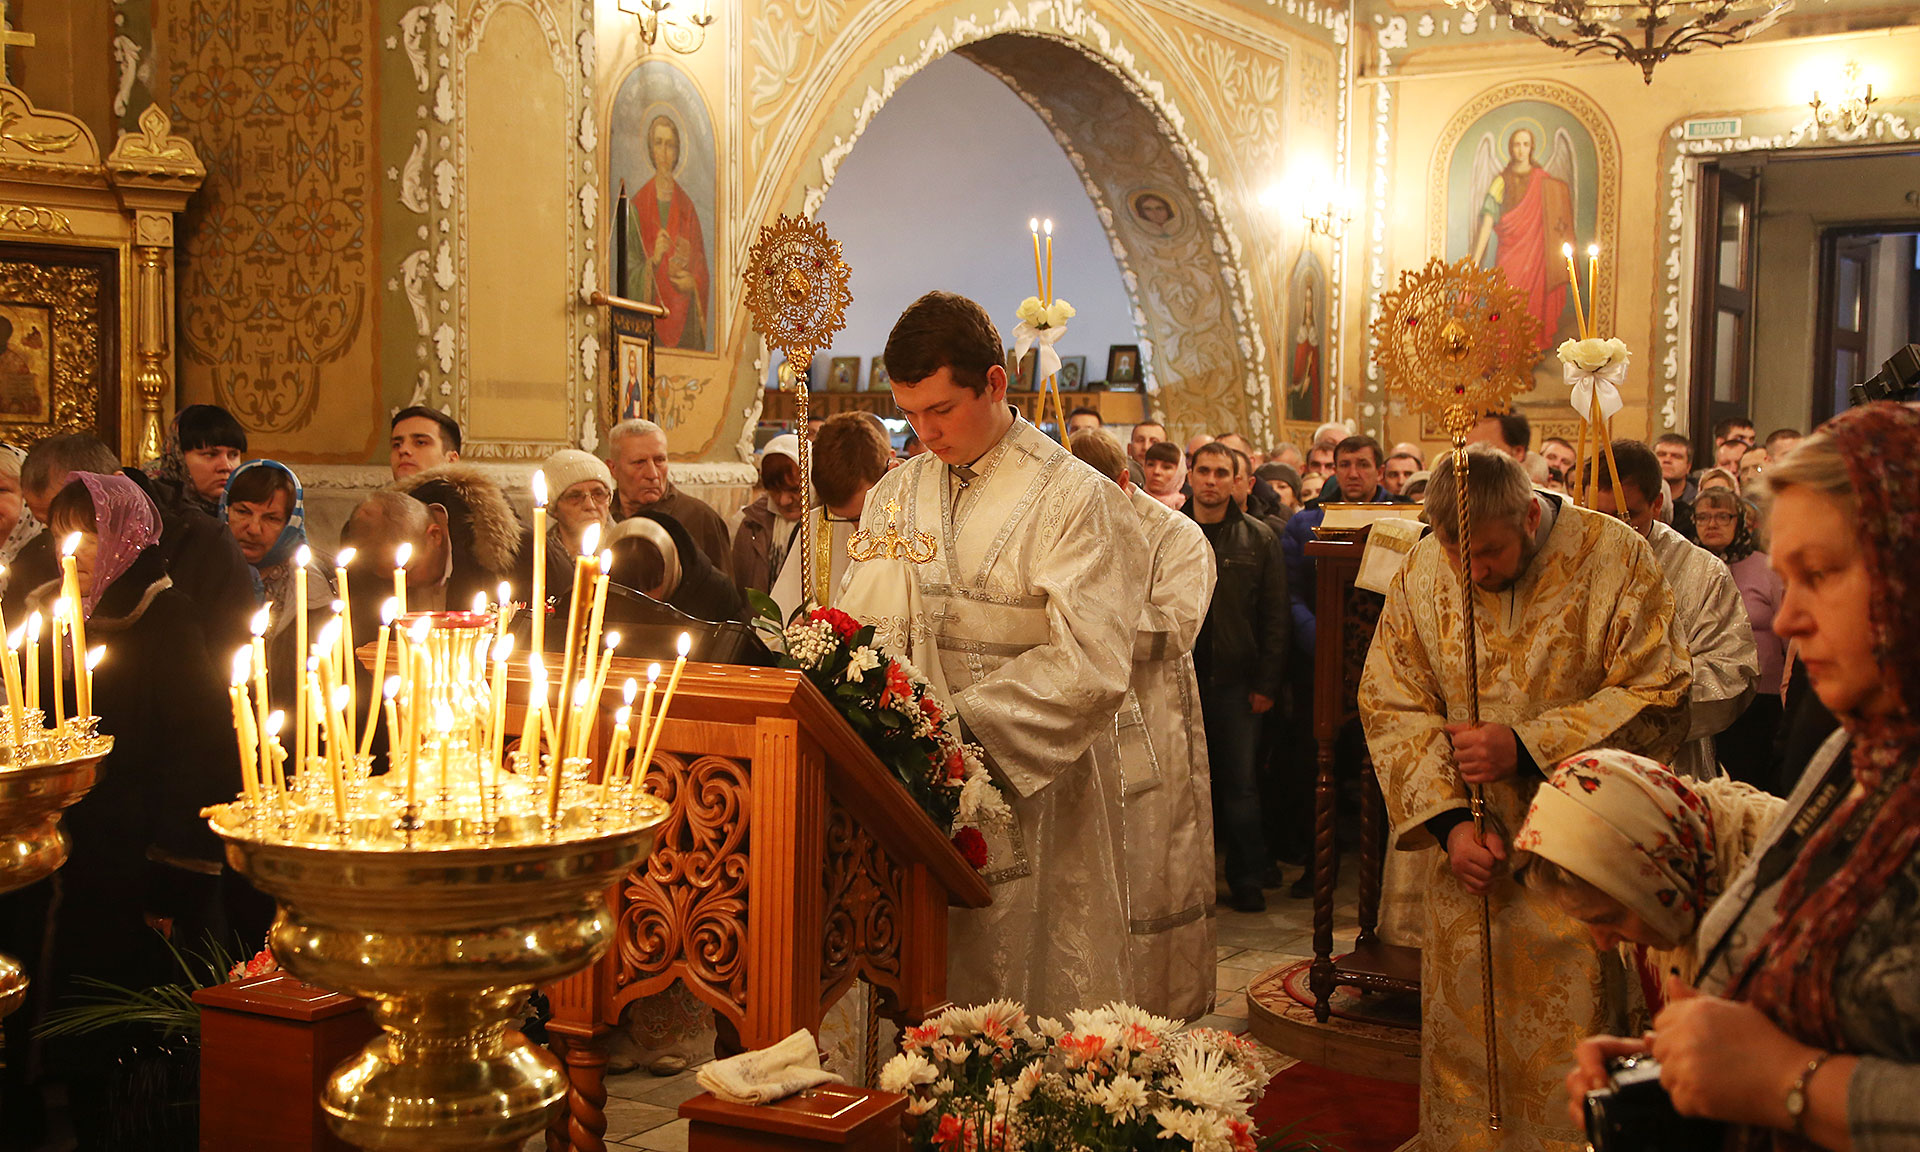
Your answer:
(219, 459), (308, 603)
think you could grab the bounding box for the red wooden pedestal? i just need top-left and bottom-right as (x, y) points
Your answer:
(193, 972), (377, 1152)
(679, 1085), (907, 1152)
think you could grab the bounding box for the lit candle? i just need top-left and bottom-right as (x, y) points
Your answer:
(393, 542), (412, 619)
(1587, 242), (1600, 332)
(382, 676), (402, 785)
(629, 663), (660, 785)
(303, 658), (322, 783)
(530, 471), (549, 658)
(264, 710), (287, 798)
(488, 634), (514, 802)
(294, 545), (311, 776)
(250, 606), (271, 800)
(1029, 219), (1045, 301)
(496, 581), (512, 643)
(23, 610), (39, 717)
(59, 534), (90, 718)
(551, 523), (600, 763)
(229, 649), (259, 801)
(636, 633), (691, 784)
(336, 544), (357, 747)
(585, 631), (622, 756)
(357, 598), (398, 759)
(326, 684), (350, 825)
(519, 655), (546, 771)
(1561, 241), (1588, 341)
(1043, 217), (1054, 305)
(1, 627), (24, 746)
(604, 705), (632, 790)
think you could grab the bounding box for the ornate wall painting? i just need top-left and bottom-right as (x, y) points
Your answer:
(1284, 248), (1327, 423)
(166, 0), (377, 460)
(0, 244), (119, 446)
(611, 59), (718, 356)
(1432, 82), (1618, 409)
(1128, 188), (1185, 240)
(607, 296), (658, 428)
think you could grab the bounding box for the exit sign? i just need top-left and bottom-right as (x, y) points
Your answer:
(1683, 117), (1742, 140)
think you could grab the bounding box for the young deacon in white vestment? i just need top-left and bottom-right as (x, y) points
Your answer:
(838, 292), (1148, 1017)
(1069, 430), (1218, 1021)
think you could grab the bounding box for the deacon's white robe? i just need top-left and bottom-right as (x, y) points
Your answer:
(1121, 486), (1217, 1021)
(1646, 520), (1759, 779)
(838, 415), (1147, 1017)
(770, 508), (855, 618)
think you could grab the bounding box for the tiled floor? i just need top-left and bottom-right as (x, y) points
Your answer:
(602, 855), (1368, 1149)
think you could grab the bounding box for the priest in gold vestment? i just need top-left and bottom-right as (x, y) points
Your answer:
(838, 292), (1147, 1017)
(1359, 447), (1690, 1151)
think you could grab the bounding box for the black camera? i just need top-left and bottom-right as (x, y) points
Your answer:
(1582, 1053), (1726, 1152)
(1851, 344), (1920, 407)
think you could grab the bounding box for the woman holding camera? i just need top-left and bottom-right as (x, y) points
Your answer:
(1568, 403), (1920, 1150)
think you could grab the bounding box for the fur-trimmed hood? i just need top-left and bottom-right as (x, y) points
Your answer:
(387, 463), (523, 578)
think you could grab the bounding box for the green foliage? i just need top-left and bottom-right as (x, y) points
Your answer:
(35, 933), (246, 1042)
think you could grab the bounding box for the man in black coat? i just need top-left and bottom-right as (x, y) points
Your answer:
(1185, 442), (1288, 913)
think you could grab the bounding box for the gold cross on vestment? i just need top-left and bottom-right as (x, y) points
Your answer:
(847, 498), (937, 564)
(0, 1), (34, 85)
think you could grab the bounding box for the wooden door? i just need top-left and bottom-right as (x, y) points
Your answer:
(1814, 234), (1879, 422)
(1690, 167), (1758, 462)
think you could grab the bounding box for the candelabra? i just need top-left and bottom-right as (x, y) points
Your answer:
(1810, 62), (1877, 137)
(0, 719), (111, 1018)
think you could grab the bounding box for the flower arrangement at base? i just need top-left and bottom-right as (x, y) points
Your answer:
(759, 602), (1010, 868)
(879, 1000), (1273, 1152)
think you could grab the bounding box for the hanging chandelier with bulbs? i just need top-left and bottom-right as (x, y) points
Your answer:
(1448, 0), (1791, 83)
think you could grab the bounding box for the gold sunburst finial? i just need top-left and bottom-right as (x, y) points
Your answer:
(847, 498), (937, 565)
(1370, 256), (1538, 442)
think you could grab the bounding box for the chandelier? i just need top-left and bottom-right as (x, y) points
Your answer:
(1453, 0), (1791, 83)
(618, 0), (714, 55)
(1810, 62), (1877, 136)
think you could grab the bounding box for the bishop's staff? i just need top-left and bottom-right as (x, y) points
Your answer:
(1372, 256), (1539, 1131)
(741, 214), (853, 607)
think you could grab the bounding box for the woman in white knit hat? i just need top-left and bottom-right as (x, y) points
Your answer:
(519, 449), (617, 623)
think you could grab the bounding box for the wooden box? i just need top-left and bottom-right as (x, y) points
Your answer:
(193, 972), (377, 1152)
(680, 1085), (907, 1152)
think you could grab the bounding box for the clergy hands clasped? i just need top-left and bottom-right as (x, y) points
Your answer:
(1445, 821), (1507, 896)
(1446, 721), (1520, 783)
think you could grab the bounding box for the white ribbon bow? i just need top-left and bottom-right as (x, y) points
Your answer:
(1011, 320), (1068, 382)
(1566, 359), (1627, 424)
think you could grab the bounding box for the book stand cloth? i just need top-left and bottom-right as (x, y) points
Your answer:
(525, 660), (991, 1152)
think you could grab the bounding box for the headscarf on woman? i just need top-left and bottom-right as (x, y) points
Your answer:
(0, 442), (42, 581)
(217, 459), (311, 615)
(1694, 485), (1759, 564)
(1514, 749), (1781, 981)
(1736, 403), (1920, 1052)
(146, 410), (220, 517)
(72, 472), (163, 617)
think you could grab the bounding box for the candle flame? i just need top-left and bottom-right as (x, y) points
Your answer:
(383, 675), (401, 699)
(615, 704), (631, 726)
(25, 611), (40, 643)
(532, 470), (549, 506)
(1029, 217), (1039, 233)
(648, 662), (661, 682)
(51, 598), (65, 623)
(572, 679), (590, 707)
(622, 678), (638, 704)
(315, 618), (341, 653)
(86, 647), (104, 672)
(581, 522), (602, 557)
(266, 710), (285, 737)
(380, 597), (399, 625)
(5, 626), (20, 650)
(676, 632), (692, 658)
(472, 591), (487, 614)
(528, 653), (545, 676)
(434, 701), (454, 732)
(395, 542), (412, 569)
(295, 544), (312, 569)
(1561, 241), (1574, 258)
(497, 581), (511, 607)
(251, 605), (272, 637)
(604, 631), (621, 651)
(1587, 243), (1600, 257)
(600, 549), (612, 572)
(1043, 218), (1053, 235)
(492, 634), (515, 661)
(335, 546), (356, 568)
(330, 599), (345, 616)
(332, 684), (350, 710)
(231, 647), (252, 687)
(409, 617), (431, 643)
(61, 533), (80, 557)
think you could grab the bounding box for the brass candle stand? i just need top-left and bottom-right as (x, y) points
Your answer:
(0, 718), (112, 1019)
(207, 605), (679, 1150)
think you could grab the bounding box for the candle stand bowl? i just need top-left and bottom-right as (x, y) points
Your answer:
(0, 731), (110, 1018)
(211, 792), (669, 1151)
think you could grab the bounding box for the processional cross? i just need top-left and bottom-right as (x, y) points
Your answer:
(1371, 256), (1538, 1131)
(0, 1), (36, 86)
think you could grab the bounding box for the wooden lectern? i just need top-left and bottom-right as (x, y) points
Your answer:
(1305, 533), (1420, 1022)
(525, 660), (993, 1152)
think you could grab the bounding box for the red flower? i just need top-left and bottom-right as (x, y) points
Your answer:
(880, 659), (914, 708)
(228, 945), (279, 982)
(932, 1115), (967, 1150)
(945, 748), (966, 781)
(920, 695), (944, 725)
(809, 606), (861, 641)
(952, 827), (989, 869)
(1229, 1119), (1258, 1152)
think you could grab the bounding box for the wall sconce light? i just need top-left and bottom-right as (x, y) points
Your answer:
(1810, 62), (1877, 136)
(618, 0), (714, 55)
(1260, 171), (1351, 240)
(1303, 198), (1350, 239)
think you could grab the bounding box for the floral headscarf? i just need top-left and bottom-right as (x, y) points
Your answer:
(73, 472), (162, 616)
(1693, 486), (1757, 564)
(1514, 750), (1718, 950)
(0, 442), (42, 574)
(218, 459), (310, 614)
(1738, 402), (1920, 1051)
(146, 411), (220, 516)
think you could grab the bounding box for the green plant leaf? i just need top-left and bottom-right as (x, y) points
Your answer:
(746, 589), (784, 626)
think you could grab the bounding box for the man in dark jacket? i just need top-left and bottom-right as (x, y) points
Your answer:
(1185, 442), (1288, 912)
(1280, 434), (1411, 656)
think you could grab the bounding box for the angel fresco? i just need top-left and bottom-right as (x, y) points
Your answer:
(1466, 125), (1578, 353)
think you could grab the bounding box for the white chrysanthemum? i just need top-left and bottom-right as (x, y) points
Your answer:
(878, 1051), (938, 1094)
(1008, 1062), (1047, 1107)
(1152, 1105), (1235, 1151)
(1035, 1016), (1066, 1041)
(958, 772), (1012, 824)
(841, 645), (881, 682)
(1097, 1072), (1148, 1121)
(906, 1096), (936, 1116)
(1166, 1045), (1261, 1117)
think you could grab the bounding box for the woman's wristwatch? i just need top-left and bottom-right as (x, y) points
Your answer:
(1786, 1052), (1834, 1135)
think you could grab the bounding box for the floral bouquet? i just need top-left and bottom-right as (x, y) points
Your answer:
(1557, 335), (1631, 426)
(770, 605), (1010, 869)
(879, 1000), (1273, 1152)
(1012, 296), (1076, 383)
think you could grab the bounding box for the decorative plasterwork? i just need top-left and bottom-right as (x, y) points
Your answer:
(1650, 101), (1920, 434)
(1358, 40), (1395, 439)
